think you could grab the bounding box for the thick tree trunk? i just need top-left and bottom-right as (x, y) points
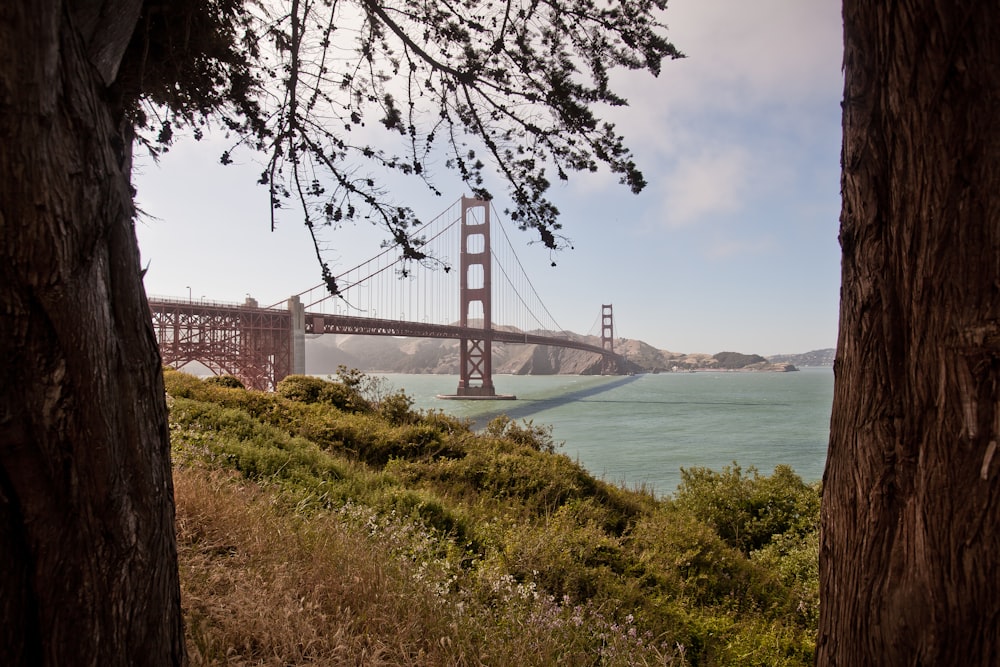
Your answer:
(819, 1), (1000, 664)
(0, 1), (184, 664)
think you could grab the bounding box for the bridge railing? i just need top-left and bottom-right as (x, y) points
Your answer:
(304, 312), (619, 360)
(147, 294), (291, 313)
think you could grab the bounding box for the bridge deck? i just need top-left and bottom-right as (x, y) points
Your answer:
(148, 298), (624, 391)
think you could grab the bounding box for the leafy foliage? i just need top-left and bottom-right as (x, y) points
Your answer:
(120, 1), (682, 291)
(484, 413), (560, 453)
(203, 374), (246, 389)
(672, 463), (821, 555)
(165, 369), (820, 664)
(276, 374), (372, 412)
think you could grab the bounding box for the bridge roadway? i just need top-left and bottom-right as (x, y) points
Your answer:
(148, 297), (623, 391)
(304, 312), (618, 359)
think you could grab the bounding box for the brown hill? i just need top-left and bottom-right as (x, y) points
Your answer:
(305, 330), (796, 375)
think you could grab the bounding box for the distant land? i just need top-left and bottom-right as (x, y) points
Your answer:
(766, 348), (836, 367)
(304, 330), (833, 376)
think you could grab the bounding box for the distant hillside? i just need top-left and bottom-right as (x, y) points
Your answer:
(713, 351), (767, 369)
(767, 348), (836, 367)
(305, 330), (803, 375)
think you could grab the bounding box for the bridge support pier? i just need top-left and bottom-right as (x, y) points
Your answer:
(289, 295), (306, 376)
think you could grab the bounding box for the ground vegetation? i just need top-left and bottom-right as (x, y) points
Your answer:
(167, 369), (820, 665)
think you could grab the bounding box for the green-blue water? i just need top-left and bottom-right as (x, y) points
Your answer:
(371, 368), (834, 498)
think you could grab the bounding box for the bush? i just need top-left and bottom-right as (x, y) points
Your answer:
(752, 530), (820, 626)
(672, 463), (820, 555)
(277, 374), (372, 412)
(500, 505), (626, 601)
(484, 414), (559, 453)
(627, 507), (774, 609)
(275, 375), (329, 403)
(163, 368), (205, 398)
(168, 397), (346, 506)
(204, 375), (245, 389)
(377, 389), (416, 425)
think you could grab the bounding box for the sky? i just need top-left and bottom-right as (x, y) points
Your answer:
(134, 0), (844, 357)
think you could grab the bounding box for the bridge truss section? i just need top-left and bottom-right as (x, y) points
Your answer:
(149, 298), (293, 391)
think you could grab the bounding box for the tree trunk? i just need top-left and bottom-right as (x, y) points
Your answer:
(0, 1), (184, 664)
(819, 1), (1000, 664)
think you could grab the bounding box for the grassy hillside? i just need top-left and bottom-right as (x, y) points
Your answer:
(166, 369), (820, 665)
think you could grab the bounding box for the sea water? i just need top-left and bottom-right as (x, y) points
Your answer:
(367, 368), (834, 498)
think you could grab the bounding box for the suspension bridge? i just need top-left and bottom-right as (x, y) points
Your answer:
(148, 197), (627, 395)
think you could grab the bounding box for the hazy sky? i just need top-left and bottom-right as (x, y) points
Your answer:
(134, 0), (844, 357)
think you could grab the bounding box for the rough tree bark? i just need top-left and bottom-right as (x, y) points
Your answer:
(0, 1), (184, 664)
(819, 1), (999, 664)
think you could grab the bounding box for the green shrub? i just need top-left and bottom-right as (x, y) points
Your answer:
(484, 414), (559, 453)
(204, 374), (245, 389)
(394, 445), (600, 518)
(499, 504), (627, 602)
(377, 389), (417, 425)
(168, 398), (346, 505)
(628, 507), (772, 609)
(419, 409), (474, 435)
(163, 368), (204, 398)
(710, 616), (816, 666)
(382, 489), (471, 543)
(672, 463), (820, 555)
(276, 374), (372, 412)
(752, 530), (820, 626)
(275, 375), (329, 403)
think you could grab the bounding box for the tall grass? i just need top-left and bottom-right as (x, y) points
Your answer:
(167, 370), (819, 665)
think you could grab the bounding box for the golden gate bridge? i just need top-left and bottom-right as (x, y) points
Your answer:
(148, 197), (625, 395)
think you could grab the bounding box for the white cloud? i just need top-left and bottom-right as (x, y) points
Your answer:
(570, 0), (843, 225)
(660, 0), (843, 110)
(660, 146), (752, 227)
(599, 0), (842, 150)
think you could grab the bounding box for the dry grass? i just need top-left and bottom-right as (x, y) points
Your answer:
(173, 466), (689, 666)
(174, 466), (462, 666)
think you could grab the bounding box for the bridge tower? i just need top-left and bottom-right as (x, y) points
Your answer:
(288, 295), (306, 376)
(454, 197), (503, 397)
(600, 304), (616, 375)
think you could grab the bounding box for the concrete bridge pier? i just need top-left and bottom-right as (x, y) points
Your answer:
(288, 295), (306, 377)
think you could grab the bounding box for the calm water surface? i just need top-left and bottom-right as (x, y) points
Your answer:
(371, 368), (834, 498)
